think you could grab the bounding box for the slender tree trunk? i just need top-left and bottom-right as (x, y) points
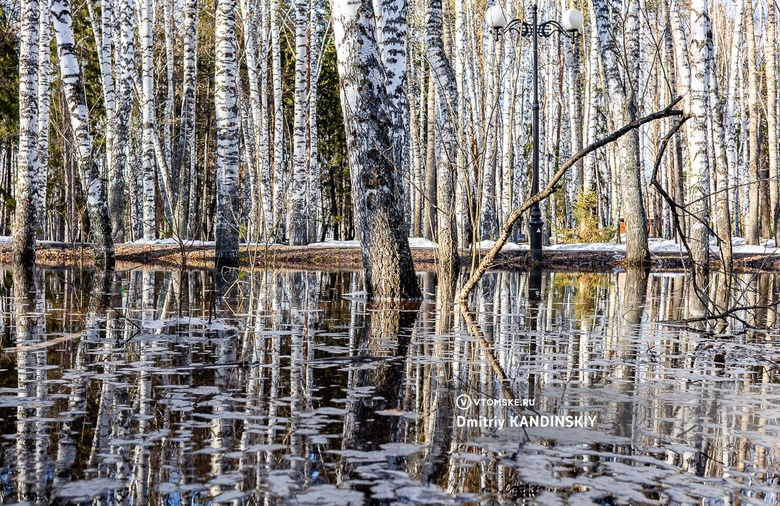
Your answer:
(270, 0), (284, 241)
(109, 0), (135, 243)
(423, 76), (437, 240)
(746, 0), (760, 244)
(594, 0), (649, 264)
(709, 34), (733, 271)
(427, 0), (459, 277)
(481, 36), (501, 240)
(13, 0), (39, 266)
(571, 35), (583, 196)
(140, 0), (156, 239)
(36, 0), (51, 233)
(583, 0), (600, 191)
(52, 0), (115, 268)
(307, 3), (323, 243)
(174, 0), (198, 238)
(289, 0), (309, 244)
(725, 0), (743, 238)
(688, 0), (712, 267)
(768, 0), (779, 243)
(214, 0), (240, 267)
(409, 62), (423, 237)
(331, 0), (421, 299)
(163, 0), (174, 171)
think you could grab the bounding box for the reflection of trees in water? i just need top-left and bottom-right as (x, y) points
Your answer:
(13, 265), (46, 504)
(1, 268), (779, 503)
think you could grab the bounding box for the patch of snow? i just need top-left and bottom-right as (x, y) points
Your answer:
(732, 244), (780, 255)
(309, 240), (361, 248)
(408, 237), (438, 249)
(648, 239), (683, 253)
(546, 242), (625, 252)
(130, 238), (180, 245)
(476, 240), (526, 251)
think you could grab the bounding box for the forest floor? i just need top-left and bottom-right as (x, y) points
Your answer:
(0, 240), (778, 272)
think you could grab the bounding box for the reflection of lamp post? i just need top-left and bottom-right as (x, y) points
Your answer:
(486, 5), (583, 261)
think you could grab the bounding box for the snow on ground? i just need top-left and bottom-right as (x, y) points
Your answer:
(130, 238), (216, 247)
(407, 237), (438, 249)
(476, 240), (526, 251)
(308, 240), (361, 248)
(3, 235), (778, 256)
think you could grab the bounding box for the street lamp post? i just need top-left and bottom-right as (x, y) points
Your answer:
(485, 5), (583, 261)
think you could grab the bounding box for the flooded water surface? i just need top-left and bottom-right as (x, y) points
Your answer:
(1, 267), (779, 504)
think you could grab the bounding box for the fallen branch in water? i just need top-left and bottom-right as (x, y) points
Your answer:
(457, 97), (684, 303)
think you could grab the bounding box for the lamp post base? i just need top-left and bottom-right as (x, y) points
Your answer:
(529, 204), (544, 261)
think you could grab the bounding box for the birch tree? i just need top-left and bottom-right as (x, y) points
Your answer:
(745, 0), (760, 244)
(109, 0), (135, 242)
(331, 0), (421, 299)
(270, 0), (284, 241)
(768, 0), (779, 243)
(36, 0), (51, 231)
(708, 33), (732, 271)
(593, 0), (649, 264)
(214, 0), (240, 267)
(373, 0), (411, 215)
(290, 0), (310, 244)
(427, 0), (458, 276)
(140, 0), (157, 239)
(687, 0), (712, 267)
(12, 0), (39, 266)
(52, 0), (115, 268)
(174, 0), (198, 238)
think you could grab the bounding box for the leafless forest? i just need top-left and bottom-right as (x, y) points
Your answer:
(2, 0), (777, 272)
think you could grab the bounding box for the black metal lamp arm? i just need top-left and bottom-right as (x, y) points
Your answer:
(498, 18), (580, 40)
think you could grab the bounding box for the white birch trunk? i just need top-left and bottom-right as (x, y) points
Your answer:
(745, 0), (760, 243)
(331, 0), (421, 299)
(239, 0), (263, 240)
(688, 0), (712, 266)
(174, 0), (197, 238)
(270, 0), (284, 241)
(109, 0), (135, 242)
(583, 0), (600, 191)
(480, 35), (501, 240)
(768, 0), (779, 243)
(593, 0), (649, 264)
(52, 0), (115, 267)
(427, 0), (459, 275)
(13, 0), (40, 265)
(373, 0), (411, 222)
(36, 0), (51, 231)
(453, 0), (471, 247)
(163, 0), (174, 169)
(725, 0), (743, 235)
(214, 0), (240, 267)
(289, 0), (310, 244)
(708, 30), (733, 270)
(308, 4), (324, 243)
(139, 0), (156, 239)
